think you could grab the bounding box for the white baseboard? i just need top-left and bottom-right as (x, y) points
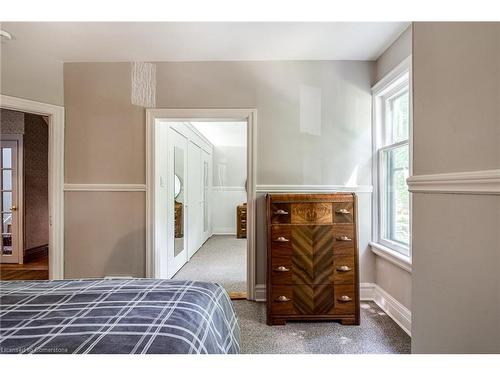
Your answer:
(372, 284), (411, 336)
(254, 283), (266, 302)
(212, 228), (236, 235)
(255, 282), (411, 336)
(360, 282), (376, 300)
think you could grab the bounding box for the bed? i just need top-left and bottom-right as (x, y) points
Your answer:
(0, 278), (240, 354)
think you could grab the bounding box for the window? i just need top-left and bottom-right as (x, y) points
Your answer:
(373, 62), (411, 258)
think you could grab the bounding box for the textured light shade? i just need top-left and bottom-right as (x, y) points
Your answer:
(131, 62), (156, 108)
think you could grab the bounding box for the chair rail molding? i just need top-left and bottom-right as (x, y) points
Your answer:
(64, 184), (147, 192)
(256, 185), (373, 193)
(407, 169), (500, 195)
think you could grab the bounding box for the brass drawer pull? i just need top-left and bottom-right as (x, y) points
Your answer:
(274, 266), (290, 272)
(274, 236), (290, 242)
(337, 265), (351, 272)
(336, 235), (352, 242)
(336, 208), (350, 215)
(338, 295), (352, 302)
(275, 295), (291, 302)
(274, 209), (289, 215)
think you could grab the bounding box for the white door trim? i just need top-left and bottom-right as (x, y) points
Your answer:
(146, 108), (257, 300)
(1, 95), (65, 279)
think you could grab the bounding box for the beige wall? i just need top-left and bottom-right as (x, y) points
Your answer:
(0, 42), (64, 106)
(63, 63), (145, 278)
(64, 192), (145, 278)
(376, 25), (412, 82)
(412, 22), (500, 353)
(156, 61), (374, 186)
(413, 23), (500, 175)
(64, 63), (145, 184)
(374, 257), (411, 308)
(0, 109), (24, 134)
(63, 61), (376, 284)
(373, 25), (413, 309)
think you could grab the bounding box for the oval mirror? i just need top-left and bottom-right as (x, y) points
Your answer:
(174, 174), (182, 199)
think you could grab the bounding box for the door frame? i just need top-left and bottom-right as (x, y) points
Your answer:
(146, 108), (257, 300)
(0, 95), (65, 279)
(1, 135), (23, 264)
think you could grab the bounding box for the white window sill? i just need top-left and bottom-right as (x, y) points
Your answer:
(370, 241), (412, 273)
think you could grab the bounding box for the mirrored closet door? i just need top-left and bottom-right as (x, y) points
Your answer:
(168, 128), (188, 277)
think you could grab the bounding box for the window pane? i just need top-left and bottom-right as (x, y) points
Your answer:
(2, 148), (12, 169)
(382, 143), (410, 250)
(2, 170), (12, 190)
(3, 192), (12, 213)
(2, 213), (12, 255)
(389, 90), (409, 143)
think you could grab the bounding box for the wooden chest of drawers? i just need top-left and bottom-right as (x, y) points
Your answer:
(237, 204), (247, 238)
(266, 193), (360, 326)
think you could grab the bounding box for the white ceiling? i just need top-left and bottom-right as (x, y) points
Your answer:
(0, 22), (409, 62)
(191, 122), (246, 147)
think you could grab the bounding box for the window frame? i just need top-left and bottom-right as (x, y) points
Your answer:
(371, 56), (413, 264)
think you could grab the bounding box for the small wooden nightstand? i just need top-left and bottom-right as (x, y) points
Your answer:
(236, 203), (247, 238)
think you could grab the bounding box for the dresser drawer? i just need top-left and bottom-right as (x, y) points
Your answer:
(270, 285), (337, 315)
(334, 285), (356, 315)
(270, 285), (296, 315)
(270, 225), (292, 251)
(333, 202), (354, 223)
(291, 203), (333, 224)
(333, 255), (355, 284)
(271, 253), (293, 284)
(333, 225), (355, 255)
(271, 203), (291, 224)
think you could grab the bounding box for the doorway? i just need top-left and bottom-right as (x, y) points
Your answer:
(0, 95), (65, 280)
(146, 109), (257, 300)
(170, 121), (248, 298)
(0, 110), (49, 280)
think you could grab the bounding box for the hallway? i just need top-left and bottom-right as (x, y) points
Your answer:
(173, 235), (246, 294)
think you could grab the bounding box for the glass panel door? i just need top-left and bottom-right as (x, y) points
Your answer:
(1, 140), (20, 263)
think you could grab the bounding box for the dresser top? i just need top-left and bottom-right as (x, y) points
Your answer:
(267, 193), (355, 202)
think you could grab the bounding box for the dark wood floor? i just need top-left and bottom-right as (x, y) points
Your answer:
(0, 254), (48, 280)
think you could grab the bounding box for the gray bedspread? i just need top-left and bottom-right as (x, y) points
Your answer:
(0, 278), (240, 354)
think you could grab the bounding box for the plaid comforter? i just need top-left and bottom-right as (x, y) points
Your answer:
(0, 279), (240, 354)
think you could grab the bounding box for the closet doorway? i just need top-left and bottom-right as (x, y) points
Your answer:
(146, 109), (257, 300)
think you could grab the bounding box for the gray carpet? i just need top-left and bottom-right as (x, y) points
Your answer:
(173, 235), (247, 293)
(233, 300), (411, 354)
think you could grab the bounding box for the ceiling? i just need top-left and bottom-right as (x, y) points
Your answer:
(0, 22), (409, 62)
(191, 122), (246, 147)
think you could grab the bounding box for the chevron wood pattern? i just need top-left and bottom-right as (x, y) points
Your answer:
(291, 225), (334, 285)
(291, 225), (314, 284)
